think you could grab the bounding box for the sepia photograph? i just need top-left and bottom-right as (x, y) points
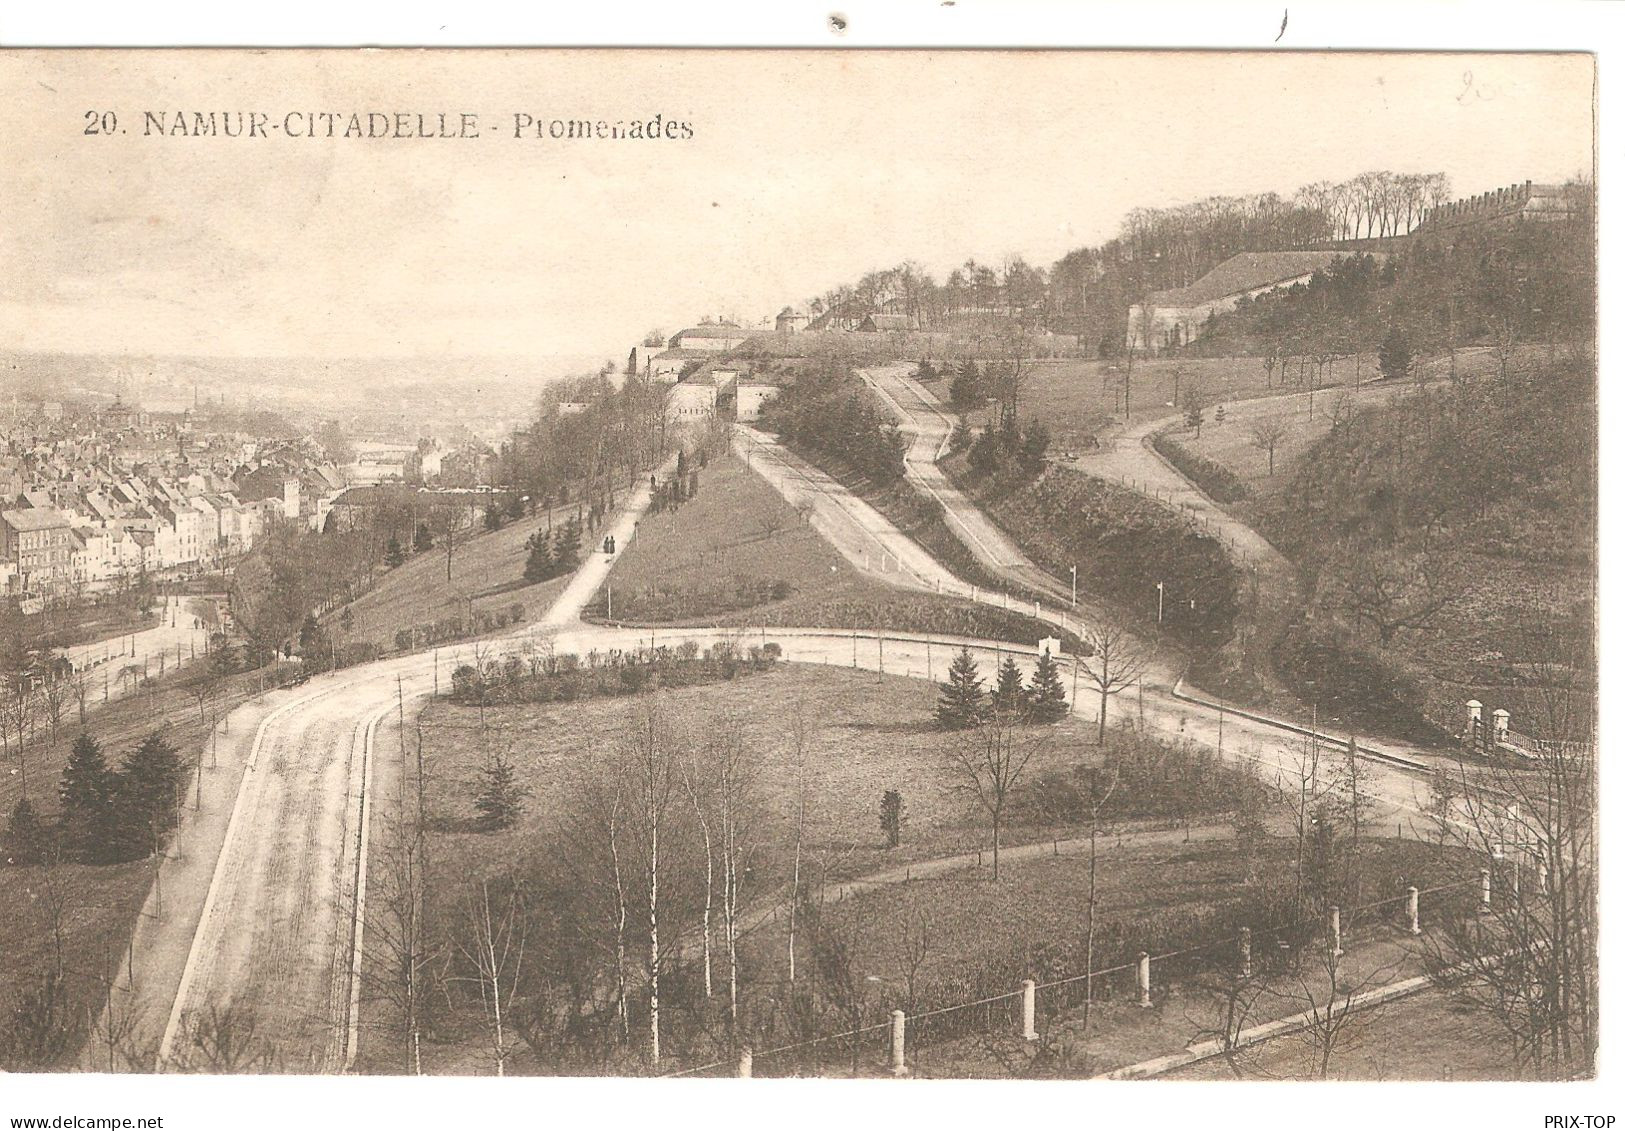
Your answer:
(0, 20), (1605, 1118)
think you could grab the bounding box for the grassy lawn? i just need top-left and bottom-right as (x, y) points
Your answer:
(0, 859), (154, 1070)
(749, 833), (1463, 992)
(416, 662), (1100, 897)
(26, 600), (155, 651)
(590, 454), (1077, 650)
(1165, 988), (1513, 1081)
(961, 354), (1368, 450)
(328, 506), (572, 652)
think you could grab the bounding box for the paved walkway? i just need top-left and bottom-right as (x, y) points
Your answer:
(858, 365), (1078, 607)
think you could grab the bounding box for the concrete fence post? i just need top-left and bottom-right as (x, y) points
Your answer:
(1239, 927), (1252, 978)
(889, 1009), (907, 1076)
(1329, 905), (1344, 957)
(1021, 979), (1038, 1040)
(1480, 868), (1492, 913)
(1137, 952), (1152, 1008)
(737, 1045), (753, 1078)
(1407, 886), (1421, 936)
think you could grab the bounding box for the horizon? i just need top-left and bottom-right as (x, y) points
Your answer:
(1, 50), (1595, 362)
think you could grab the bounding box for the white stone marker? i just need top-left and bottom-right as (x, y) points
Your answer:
(1021, 979), (1039, 1040)
(890, 1009), (907, 1076)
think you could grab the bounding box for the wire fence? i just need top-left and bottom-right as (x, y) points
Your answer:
(660, 873), (1488, 1079)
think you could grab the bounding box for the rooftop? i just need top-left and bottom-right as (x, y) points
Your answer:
(1146, 250), (1359, 308)
(1, 506), (71, 532)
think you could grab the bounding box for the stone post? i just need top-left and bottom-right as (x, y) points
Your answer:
(737, 1045), (753, 1078)
(889, 1009), (907, 1076)
(1021, 979), (1038, 1040)
(1329, 905), (1344, 957)
(1137, 952), (1152, 1008)
(1539, 856), (1550, 893)
(1480, 868), (1492, 913)
(1239, 927), (1252, 978)
(1406, 886), (1421, 936)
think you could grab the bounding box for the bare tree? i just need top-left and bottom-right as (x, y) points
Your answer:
(456, 878), (527, 1076)
(1079, 765), (1119, 1036)
(786, 696), (810, 985)
(947, 705), (1037, 880)
(1423, 743), (1596, 1078)
(175, 1004), (282, 1073)
(886, 908), (934, 1014)
(357, 815), (440, 1074)
(622, 702), (678, 1065)
(1339, 546), (1458, 647)
(1272, 930), (1407, 1079)
(1078, 616), (1153, 745)
(1249, 419), (1288, 476)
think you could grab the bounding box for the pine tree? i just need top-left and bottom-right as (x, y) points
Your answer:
(951, 360), (981, 411)
(523, 532), (555, 583)
(484, 504), (505, 532)
(992, 656), (1028, 716)
(385, 535), (405, 568)
(555, 516), (582, 570)
(5, 797), (50, 866)
(474, 751), (531, 831)
(112, 732), (185, 860)
(58, 733), (114, 863)
(1379, 325), (1413, 381)
(1026, 651), (1069, 724)
(935, 648), (986, 730)
(413, 522), (434, 552)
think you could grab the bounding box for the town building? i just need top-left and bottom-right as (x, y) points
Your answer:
(0, 506), (74, 596)
(734, 381), (782, 423)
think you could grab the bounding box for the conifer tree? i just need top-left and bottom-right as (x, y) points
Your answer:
(1026, 651), (1069, 724)
(951, 360), (981, 411)
(113, 733), (185, 860)
(992, 656), (1029, 716)
(413, 522), (434, 552)
(1378, 325), (1413, 381)
(474, 751), (531, 831)
(523, 532), (555, 583)
(935, 648), (986, 730)
(5, 797), (50, 866)
(556, 516), (582, 569)
(385, 535), (405, 568)
(58, 733), (114, 863)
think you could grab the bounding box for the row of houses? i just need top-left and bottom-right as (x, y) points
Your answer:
(0, 476), (277, 601)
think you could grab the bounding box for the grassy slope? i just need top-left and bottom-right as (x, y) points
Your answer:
(0, 658), (301, 1068)
(26, 600), (155, 652)
(588, 454), (1077, 650)
(416, 663), (1101, 897)
(327, 506), (572, 651)
(1239, 355), (1593, 740)
(955, 354), (1368, 450)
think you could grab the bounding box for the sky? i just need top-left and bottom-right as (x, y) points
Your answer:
(0, 49), (1596, 366)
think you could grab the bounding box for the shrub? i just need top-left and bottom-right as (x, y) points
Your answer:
(1151, 434), (1252, 504)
